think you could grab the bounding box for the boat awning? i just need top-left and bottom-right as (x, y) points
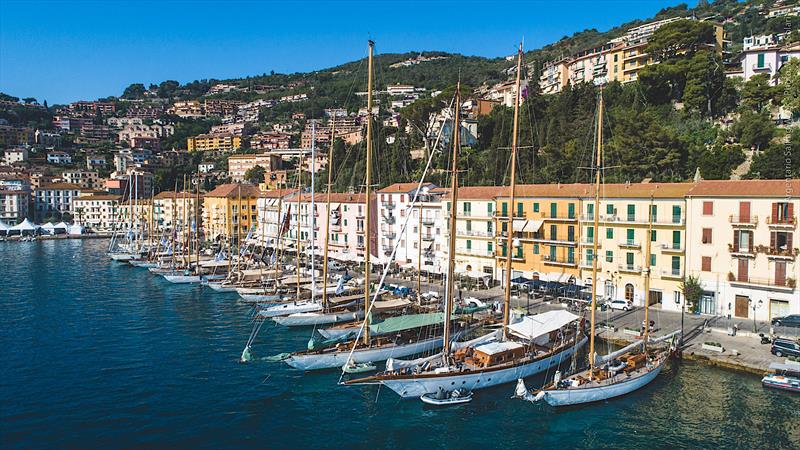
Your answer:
(369, 312), (444, 335)
(474, 341), (523, 356)
(512, 219), (543, 233)
(507, 310), (581, 341)
(372, 298), (412, 312)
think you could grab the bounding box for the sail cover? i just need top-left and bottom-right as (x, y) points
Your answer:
(369, 312), (444, 335)
(507, 310), (580, 341)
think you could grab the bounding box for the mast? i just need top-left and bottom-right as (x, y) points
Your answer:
(195, 168), (201, 276)
(236, 185), (242, 274)
(502, 42), (523, 339)
(443, 83), (461, 358)
(643, 194), (653, 349)
(273, 182), (284, 288)
(363, 40), (375, 345)
(417, 203), (423, 301)
(589, 89), (604, 378)
(295, 146), (303, 300)
(310, 121), (317, 305)
(322, 115), (336, 310)
(183, 175), (189, 266)
(170, 179), (177, 269)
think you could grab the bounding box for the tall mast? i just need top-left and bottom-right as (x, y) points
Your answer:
(322, 115), (336, 310)
(643, 194), (653, 349)
(195, 168), (201, 275)
(502, 42), (523, 339)
(589, 89), (604, 378)
(273, 182), (284, 288)
(183, 175), (189, 265)
(310, 121), (317, 305)
(236, 185), (242, 274)
(443, 83), (461, 358)
(295, 147), (303, 300)
(170, 179), (177, 269)
(417, 203), (423, 301)
(363, 40), (375, 345)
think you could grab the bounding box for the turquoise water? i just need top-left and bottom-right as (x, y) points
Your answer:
(1, 239), (798, 449)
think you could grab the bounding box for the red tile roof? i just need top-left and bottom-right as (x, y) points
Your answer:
(687, 180), (800, 198)
(377, 182), (437, 193)
(204, 183), (261, 198)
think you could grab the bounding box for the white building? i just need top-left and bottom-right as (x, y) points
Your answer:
(735, 41), (800, 85)
(3, 147), (29, 165)
(72, 194), (121, 232)
(47, 151), (72, 165)
(34, 182), (83, 221)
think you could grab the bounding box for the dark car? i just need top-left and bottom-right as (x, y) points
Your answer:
(771, 314), (800, 328)
(770, 338), (800, 358)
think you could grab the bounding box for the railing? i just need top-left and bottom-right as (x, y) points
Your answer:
(619, 239), (641, 248)
(660, 268), (682, 279)
(579, 238), (596, 246)
(421, 234), (435, 241)
(728, 243), (754, 255)
(729, 215), (758, 226)
(457, 229), (494, 238)
(762, 246), (799, 259)
(752, 62), (773, 71)
(544, 257), (577, 267)
(730, 275), (795, 289)
(660, 243), (684, 252)
(383, 231), (396, 240)
(580, 259), (594, 269)
(618, 264), (642, 273)
(421, 217), (435, 226)
(381, 202), (396, 210)
(383, 215), (396, 224)
(540, 211), (578, 221)
(455, 247), (495, 257)
(766, 216), (797, 227)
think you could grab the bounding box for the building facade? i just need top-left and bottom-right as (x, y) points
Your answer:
(73, 194), (121, 232)
(202, 183), (260, 242)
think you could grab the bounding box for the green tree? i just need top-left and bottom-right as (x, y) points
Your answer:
(244, 165), (266, 184)
(746, 128), (800, 179)
(122, 83), (146, 99)
(732, 110), (775, 150)
(740, 73), (777, 111)
(780, 58), (800, 114)
(681, 275), (703, 314)
(646, 19), (715, 60)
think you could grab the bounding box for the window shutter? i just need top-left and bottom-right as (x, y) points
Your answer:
(772, 203), (778, 223)
(788, 203), (795, 221)
(770, 231), (776, 250)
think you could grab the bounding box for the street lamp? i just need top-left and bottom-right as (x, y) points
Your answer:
(749, 298), (763, 333)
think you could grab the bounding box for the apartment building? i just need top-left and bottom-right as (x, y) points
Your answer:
(202, 183), (260, 241)
(61, 170), (102, 190)
(685, 180), (800, 321)
(34, 182), (83, 221)
(72, 194), (121, 232)
(0, 176), (31, 225)
(3, 148), (29, 165)
(733, 41), (800, 85)
(69, 101), (116, 116)
(0, 125), (35, 147)
(153, 191), (203, 230)
(227, 153), (282, 182)
(377, 182), (444, 272)
(250, 132), (292, 150)
(444, 186), (498, 280)
(47, 151), (72, 165)
(187, 133), (243, 152)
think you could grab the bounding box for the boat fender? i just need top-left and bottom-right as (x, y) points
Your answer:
(533, 391), (546, 402)
(513, 378), (528, 398)
(240, 345), (252, 363)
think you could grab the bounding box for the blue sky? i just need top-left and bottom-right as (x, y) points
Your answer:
(0, 1), (692, 104)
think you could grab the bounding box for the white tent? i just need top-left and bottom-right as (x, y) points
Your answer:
(54, 222), (70, 231)
(0, 220), (9, 235)
(507, 310), (581, 342)
(9, 218), (38, 235)
(69, 224), (85, 235)
(41, 222), (55, 234)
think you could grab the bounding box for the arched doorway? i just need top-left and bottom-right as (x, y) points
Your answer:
(624, 283), (634, 302)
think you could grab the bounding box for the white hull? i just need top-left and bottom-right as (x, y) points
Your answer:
(240, 293), (286, 303)
(542, 359), (664, 406)
(236, 286), (275, 295)
(258, 301), (322, 318)
(207, 282), (238, 292)
(109, 253), (136, 261)
(163, 274), (202, 283)
(285, 337), (443, 371)
(272, 310), (364, 327)
(379, 337), (587, 399)
(318, 325), (360, 340)
(129, 260), (157, 268)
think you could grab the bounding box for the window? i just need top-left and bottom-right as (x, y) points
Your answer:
(626, 228), (635, 243)
(466, 220), (472, 232)
(627, 204), (635, 221)
(568, 203), (575, 219)
(487, 203), (493, 215)
(757, 53), (765, 68)
(607, 204), (615, 216)
(586, 249), (594, 263)
(626, 252), (634, 267)
(702, 201), (713, 215)
(550, 224), (557, 240)
(567, 226), (575, 242)
(587, 226), (594, 242)
(517, 202), (524, 217)
(606, 228), (613, 239)
(649, 230), (656, 242)
(650, 205), (657, 222)
(501, 202), (508, 217)
(466, 240), (472, 250)
(671, 256), (680, 275)
(672, 230), (681, 249)
(701, 256), (711, 272)
(533, 202), (539, 213)
(550, 203), (557, 218)
(567, 248), (575, 264)
(549, 246), (556, 260)
(672, 205), (682, 223)
(586, 203), (594, 220)
(606, 250), (613, 262)
(487, 242), (493, 253)
(702, 228), (712, 244)
(533, 243), (539, 254)
(487, 221), (493, 233)
(650, 253), (656, 267)
(463, 202), (471, 215)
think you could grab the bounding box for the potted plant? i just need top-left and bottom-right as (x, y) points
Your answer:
(702, 341), (724, 353)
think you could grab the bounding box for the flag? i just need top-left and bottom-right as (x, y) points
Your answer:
(335, 276), (346, 295)
(279, 205), (291, 237)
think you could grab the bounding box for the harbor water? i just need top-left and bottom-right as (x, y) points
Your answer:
(2, 239), (799, 448)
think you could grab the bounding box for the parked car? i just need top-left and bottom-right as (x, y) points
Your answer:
(770, 338), (800, 358)
(771, 314), (800, 328)
(604, 299), (632, 311)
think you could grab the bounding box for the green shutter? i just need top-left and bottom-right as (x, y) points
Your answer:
(587, 203), (594, 219)
(672, 230), (681, 248)
(626, 228), (634, 242)
(502, 202), (508, 216)
(533, 243), (539, 254)
(627, 204), (635, 221)
(550, 246), (556, 260)
(626, 252), (634, 266)
(607, 204), (614, 215)
(568, 226), (575, 242)
(466, 239), (472, 250)
(757, 53), (765, 68)
(650, 253), (656, 266)
(587, 226), (594, 240)
(550, 203), (557, 218)
(487, 242), (493, 253)
(517, 202), (524, 217)
(533, 202), (539, 213)
(650, 205), (657, 222)
(568, 203), (575, 219)
(606, 228), (613, 239)
(672, 256), (680, 273)
(606, 250), (613, 262)
(466, 220), (472, 231)
(672, 205), (681, 223)
(568, 247), (575, 263)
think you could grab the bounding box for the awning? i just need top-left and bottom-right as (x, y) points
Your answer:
(512, 219), (543, 233)
(507, 310), (581, 341)
(372, 298), (413, 312)
(369, 312), (445, 335)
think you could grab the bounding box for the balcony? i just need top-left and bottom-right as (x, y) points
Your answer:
(579, 238), (599, 247)
(752, 63), (772, 72)
(383, 215), (396, 225)
(540, 211), (578, 222)
(457, 229), (494, 238)
(760, 245), (799, 260)
(421, 217), (435, 226)
(729, 275), (796, 291)
(383, 231), (396, 240)
(619, 239), (641, 249)
(455, 247), (495, 258)
(728, 243), (755, 257)
(356, 228), (365, 234)
(729, 215), (758, 227)
(660, 243), (684, 253)
(381, 246), (393, 255)
(421, 234), (435, 241)
(766, 216), (797, 229)
(580, 259), (595, 269)
(544, 257), (577, 267)
(381, 202), (396, 210)
(660, 268), (683, 279)
(618, 264), (642, 273)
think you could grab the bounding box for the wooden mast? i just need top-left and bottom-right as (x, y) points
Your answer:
(194, 168), (201, 276)
(322, 115), (336, 311)
(589, 89), (604, 378)
(236, 185), (242, 274)
(643, 194), (654, 349)
(502, 43), (523, 339)
(273, 182), (284, 288)
(443, 83), (461, 358)
(363, 40), (375, 345)
(182, 175), (189, 267)
(417, 203), (423, 301)
(295, 145), (303, 300)
(170, 179), (177, 270)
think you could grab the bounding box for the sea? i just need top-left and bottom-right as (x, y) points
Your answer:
(1, 239), (798, 449)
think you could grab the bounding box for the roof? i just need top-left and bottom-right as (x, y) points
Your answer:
(507, 310), (581, 341)
(37, 183), (82, 191)
(204, 183), (261, 198)
(474, 341), (523, 356)
(377, 182), (437, 194)
(297, 192), (368, 203)
(494, 182), (696, 199)
(153, 191), (202, 200)
(687, 180), (800, 198)
(260, 188), (300, 199)
(74, 194), (121, 201)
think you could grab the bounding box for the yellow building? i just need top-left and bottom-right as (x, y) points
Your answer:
(495, 184), (585, 284)
(202, 183), (261, 242)
(187, 133), (243, 152)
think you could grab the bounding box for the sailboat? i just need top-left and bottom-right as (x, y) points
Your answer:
(516, 88), (680, 407)
(345, 45), (586, 398)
